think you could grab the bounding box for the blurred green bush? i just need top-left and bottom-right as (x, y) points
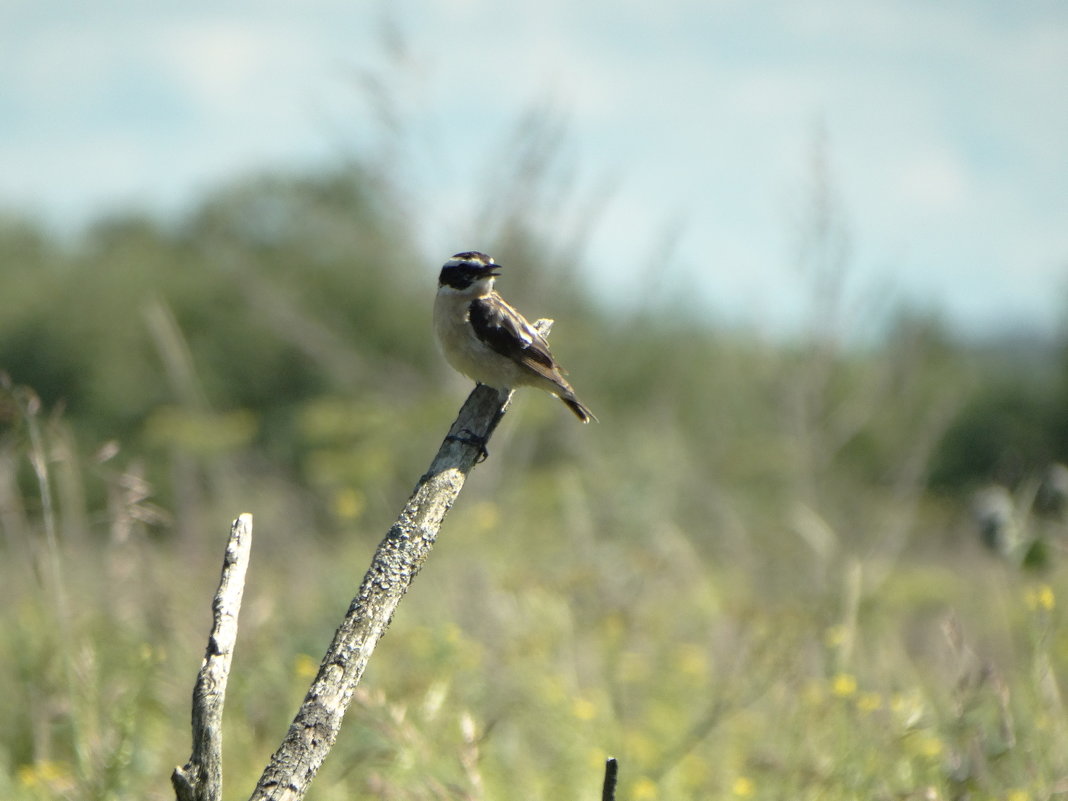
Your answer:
(1, 161), (1067, 539)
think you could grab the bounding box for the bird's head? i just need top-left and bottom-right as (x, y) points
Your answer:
(438, 251), (501, 294)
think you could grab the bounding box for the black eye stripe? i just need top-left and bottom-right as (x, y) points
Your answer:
(439, 266), (482, 289)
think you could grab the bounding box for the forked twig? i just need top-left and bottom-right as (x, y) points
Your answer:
(172, 514), (254, 801)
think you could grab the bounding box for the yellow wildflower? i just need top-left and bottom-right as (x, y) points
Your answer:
(293, 653), (318, 680)
(572, 697), (597, 721)
(732, 776), (755, 797)
(831, 672), (857, 698)
(675, 643), (707, 678)
(857, 691), (883, 712)
(333, 487), (365, 520)
(632, 776), (658, 800)
(1025, 584), (1055, 612)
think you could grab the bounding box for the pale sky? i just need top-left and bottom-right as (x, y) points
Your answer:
(2, 0), (1066, 339)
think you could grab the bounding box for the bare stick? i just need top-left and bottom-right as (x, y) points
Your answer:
(248, 381), (513, 801)
(601, 758), (618, 801)
(173, 513), (254, 801)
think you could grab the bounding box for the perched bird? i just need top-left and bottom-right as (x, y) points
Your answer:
(434, 251), (596, 423)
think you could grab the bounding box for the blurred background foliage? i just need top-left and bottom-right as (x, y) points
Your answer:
(1, 113), (1067, 800)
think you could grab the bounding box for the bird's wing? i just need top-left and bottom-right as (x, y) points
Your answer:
(468, 296), (564, 381)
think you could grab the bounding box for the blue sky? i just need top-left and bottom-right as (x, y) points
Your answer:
(2, 0), (1066, 339)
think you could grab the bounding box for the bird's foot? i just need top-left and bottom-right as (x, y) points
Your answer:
(446, 428), (489, 463)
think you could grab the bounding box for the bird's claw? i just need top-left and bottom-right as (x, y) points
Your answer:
(446, 428), (489, 463)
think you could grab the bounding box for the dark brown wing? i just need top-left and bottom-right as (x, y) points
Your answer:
(468, 296), (562, 381)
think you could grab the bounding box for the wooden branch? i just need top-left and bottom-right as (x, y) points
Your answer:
(173, 513), (254, 801)
(602, 757), (618, 801)
(248, 382), (513, 801)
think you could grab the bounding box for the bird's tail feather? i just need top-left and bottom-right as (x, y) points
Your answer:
(562, 395), (597, 424)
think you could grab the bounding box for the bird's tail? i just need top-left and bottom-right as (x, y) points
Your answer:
(561, 395), (597, 424)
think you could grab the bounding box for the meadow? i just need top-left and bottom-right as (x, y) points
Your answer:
(1, 155), (1066, 800)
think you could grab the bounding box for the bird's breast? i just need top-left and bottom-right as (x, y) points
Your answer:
(434, 293), (524, 390)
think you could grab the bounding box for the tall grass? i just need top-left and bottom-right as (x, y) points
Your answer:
(2, 320), (1066, 801)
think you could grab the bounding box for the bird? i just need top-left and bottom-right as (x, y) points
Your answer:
(433, 251), (596, 423)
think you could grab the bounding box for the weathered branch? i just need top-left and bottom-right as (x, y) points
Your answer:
(173, 513), (254, 801)
(248, 381), (513, 801)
